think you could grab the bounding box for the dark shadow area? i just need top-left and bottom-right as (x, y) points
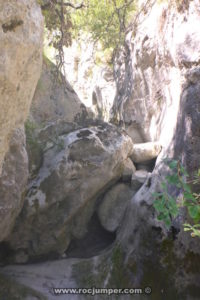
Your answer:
(135, 157), (157, 172)
(0, 242), (14, 266)
(65, 213), (116, 258)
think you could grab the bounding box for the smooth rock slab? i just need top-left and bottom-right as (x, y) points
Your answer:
(131, 142), (162, 163)
(0, 258), (85, 300)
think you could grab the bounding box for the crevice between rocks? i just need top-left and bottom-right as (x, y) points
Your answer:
(65, 213), (116, 259)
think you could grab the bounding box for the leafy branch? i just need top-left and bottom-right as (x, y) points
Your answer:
(153, 159), (200, 238)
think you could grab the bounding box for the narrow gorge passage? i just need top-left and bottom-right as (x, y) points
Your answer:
(0, 0), (200, 299)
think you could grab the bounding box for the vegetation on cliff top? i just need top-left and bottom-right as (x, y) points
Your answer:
(38, 0), (137, 71)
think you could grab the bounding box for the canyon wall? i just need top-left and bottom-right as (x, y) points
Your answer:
(113, 0), (200, 152)
(114, 0), (200, 296)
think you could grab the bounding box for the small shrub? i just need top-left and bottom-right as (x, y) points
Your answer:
(153, 159), (200, 237)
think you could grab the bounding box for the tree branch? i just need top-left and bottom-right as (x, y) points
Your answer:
(41, 0), (85, 10)
(58, 1), (85, 9)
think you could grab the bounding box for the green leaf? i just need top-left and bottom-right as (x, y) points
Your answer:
(182, 182), (192, 193)
(183, 223), (192, 229)
(180, 165), (188, 176)
(183, 192), (196, 203)
(152, 192), (162, 198)
(166, 174), (179, 186)
(157, 214), (164, 221)
(161, 182), (167, 191)
(164, 216), (171, 228)
(168, 160), (178, 170)
(153, 199), (166, 213)
(188, 206), (199, 219)
(168, 197), (178, 217)
(184, 227), (192, 232)
(193, 224), (200, 228)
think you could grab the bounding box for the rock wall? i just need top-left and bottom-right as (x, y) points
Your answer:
(112, 0), (200, 297)
(0, 0), (43, 241)
(0, 0), (43, 174)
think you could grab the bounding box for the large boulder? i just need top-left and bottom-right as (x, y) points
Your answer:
(122, 158), (136, 182)
(0, 128), (28, 242)
(7, 123), (133, 262)
(97, 183), (135, 232)
(131, 142), (162, 163)
(0, 0), (43, 174)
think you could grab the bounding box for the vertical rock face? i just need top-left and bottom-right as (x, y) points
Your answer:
(112, 0), (200, 147)
(0, 0), (43, 174)
(113, 0), (200, 297)
(62, 39), (116, 121)
(0, 0), (43, 241)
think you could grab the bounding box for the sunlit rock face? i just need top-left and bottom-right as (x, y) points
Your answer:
(112, 0), (200, 149)
(32, 57), (86, 126)
(0, 0), (43, 174)
(62, 38), (116, 121)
